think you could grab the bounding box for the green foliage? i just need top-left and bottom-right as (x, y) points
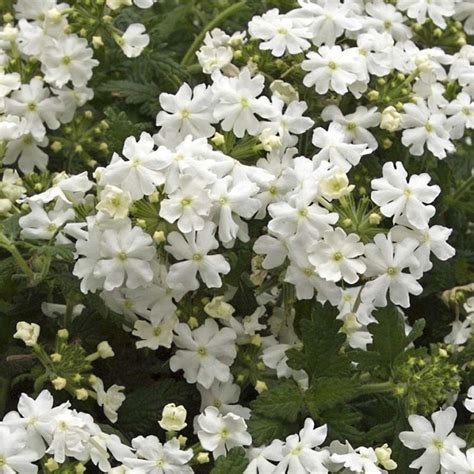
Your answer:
(287, 302), (351, 381)
(116, 379), (198, 437)
(350, 306), (426, 374)
(210, 448), (249, 474)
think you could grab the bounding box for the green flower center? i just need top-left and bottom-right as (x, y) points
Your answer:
(117, 251), (128, 262)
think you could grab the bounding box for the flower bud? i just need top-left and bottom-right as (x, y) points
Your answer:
(57, 328), (69, 340)
(14, 322), (40, 347)
(159, 403), (187, 431)
(197, 452), (210, 464)
(368, 213), (382, 225)
(75, 388), (89, 400)
(50, 353), (62, 363)
(44, 458), (59, 472)
(211, 133), (225, 147)
(204, 296), (235, 320)
(97, 341), (114, 359)
(52, 377), (67, 390)
(153, 230), (166, 244)
(380, 106), (401, 132)
(255, 380), (268, 394)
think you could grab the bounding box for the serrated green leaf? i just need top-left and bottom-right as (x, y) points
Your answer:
(304, 377), (360, 414)
(210, 447), (249, 474)
(366, 306), (425, 371)
(287, 302), (350, 381)
(116, 379), (198, 437)
(251, 380), (303, 422)
(247, 413), (298, 446)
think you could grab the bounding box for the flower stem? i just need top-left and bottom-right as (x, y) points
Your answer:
(0, 232), (35, 281)
(181, 1), (247, 66)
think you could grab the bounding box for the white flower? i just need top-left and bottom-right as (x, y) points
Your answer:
(13, 321), (40, 347)
(309, 227), (366, 284)
(93, 221), (156, 291)
(245, 440), (285, 473)
(196, 406), (252, 458)
(165, 222), (230, 292)
(4, 78), (63, 140)
(401, 101), (455, 159)
(96, 185), (132, 220)
(92, 378), (126, 424)
(397, 0), (456, 29)
(123, 436), (193, 473)
(302, 46), (362, 95)
(0, 425), (42, 473)
(391, 224), (455, 277)
(331, 444), (384, 473)
(248, 9), (312, 57)
(445, 92), (474, 139)
(119, 23), (149, 58)
(399, 406), (466, 473)
(263, 97), (314, 147)
(268, 193), (339, 240)
(198, 378), (250, 419)
(443, 447), (474, 474)
(3, 132), (49, 174)
(321, 105), (380, 151)
(99, 132), (164, 200)
(134, 0), (156, 8)
(204, 296), (235, 321)
(159, 176), (212, 233)
(156, 83), (216, 138)
(209, 175), (260, 245)
(44, 409), (92, 463)
(197, 45), (233, 75)
(132, 309), (178, 350)
(19, 203), (75, 240)
(362, 233), (422, 308)
(275, 418), (329, 473)
(41, 34), (98, 88)
(290, 0), (361, 46)
(158, 403), (187, 432)
(455, 2), (474, 34)
(465, 386), (474, 413)
(212, 67), (275, 138)
(371, 161), (440, 229)
(312, 123), (372, 172)
(170, 319), (237, 388)
(365, 0), (412, 41)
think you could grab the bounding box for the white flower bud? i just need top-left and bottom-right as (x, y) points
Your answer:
(319, 171), (354, 200)
(380, 106), (401, 132)
(96, 185), (132, 219)
(204, 296), (235, 320)
(270, 80), (299, 104)
(0, 198), (12, 215)
(13, 322), (40, 347)
(158, 403), (187, 431)
(97, 341), (114, 359)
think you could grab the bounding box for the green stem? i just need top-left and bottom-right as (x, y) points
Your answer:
(181, 1), (247, 66)
(355, 381), (394, 397)
(0, 233), (35, 280)
(0, 377), (9, 417)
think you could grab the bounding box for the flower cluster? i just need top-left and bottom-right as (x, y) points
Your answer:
(0, 0), (150, 175)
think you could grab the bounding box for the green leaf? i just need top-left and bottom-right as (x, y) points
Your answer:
(304, 377), (360, 414)
(351, 306), (425, 371)
(251, 380), (303, 422)
(287, 302), (350, 381)
(116, 379), (198, 437)
(210, 447), (249, 474)
(247, 413), (298, 446)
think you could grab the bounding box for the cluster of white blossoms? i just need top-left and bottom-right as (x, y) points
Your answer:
(5, 0), (474, 472)
(0, 0), (151, 175)
(0, 388), (402, 473)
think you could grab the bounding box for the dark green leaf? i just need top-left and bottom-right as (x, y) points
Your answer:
(211, 448), (249, 474)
